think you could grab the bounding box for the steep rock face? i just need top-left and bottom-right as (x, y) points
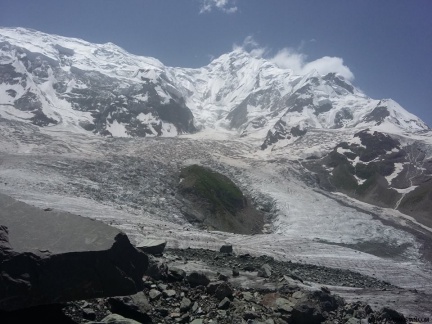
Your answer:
(259, 75), (428, 150)
(0, 28), (195, 137)
(0, 193), (148, 311)
(304, 130), (432, 226)
(172, 50), (293, 132)
(173, 51), (428, 149)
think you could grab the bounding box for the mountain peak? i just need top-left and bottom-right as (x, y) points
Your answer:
(0, 27), (429, 143)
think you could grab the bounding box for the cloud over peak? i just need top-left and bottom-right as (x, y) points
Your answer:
(199, 0), (238, 14)
(232, 36), (269, 58)
(234, 36), (354, 81)
(271, 48), (354, 81)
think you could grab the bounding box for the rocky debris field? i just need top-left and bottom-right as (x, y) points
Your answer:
(165, 248), (394, 290)
(3, 247), (408, 324)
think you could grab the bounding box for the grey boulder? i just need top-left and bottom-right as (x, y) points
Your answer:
(219, 245), (233, 254)
(136, 239), (167, 256)
(0, 193), (148, 311)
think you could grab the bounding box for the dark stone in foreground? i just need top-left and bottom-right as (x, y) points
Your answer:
(136, 239), (167, 256)
(168, 267), (186, 282)
(257, 263), (272, 278)
(0, 304), (77, 324)
(0, 193), (148, 311)
(291, 301), (325, 324)
(219, 245), (233, 254)
(218, 297), (230, 310)
(214, 282), (233, 301)
(232, 268), (240, 277)
(375, 307), (407, 323)
(108, 292), (152, 324)
(146, 260), (168, 280)
(186, 272), (210, 288)
(207, 281), (233, 300)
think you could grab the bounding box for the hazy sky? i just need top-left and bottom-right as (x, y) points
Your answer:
(1, 0), (431, 126)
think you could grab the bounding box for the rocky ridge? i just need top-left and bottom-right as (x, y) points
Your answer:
(303, 129), (432, 226)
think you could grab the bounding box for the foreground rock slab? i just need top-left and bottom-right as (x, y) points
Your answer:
(0, 193), (148, 311)
(136, 239), (167, 256)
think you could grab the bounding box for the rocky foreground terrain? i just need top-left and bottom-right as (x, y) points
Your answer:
(1, 241), (414, 324)
(67, 249), (413, 324)
(0, 191), (430, 324)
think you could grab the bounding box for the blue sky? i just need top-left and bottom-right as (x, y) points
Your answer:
(1, 0), (431, 127)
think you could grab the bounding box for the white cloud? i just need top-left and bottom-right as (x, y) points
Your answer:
(270, 48), (354, 81)
(303, 56), (354, 80)
(199, 0), (238, 14)
(297, 38), (316, 52)
(250, 47), (266, 58)
(233, 36), (268, 58)
(271, 48), (306, 74)
(234, 36), (355, 81)
(242, 35), (258, 48)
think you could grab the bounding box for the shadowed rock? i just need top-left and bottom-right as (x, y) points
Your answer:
(0, 193), (148, 311)
(257, 264), (272, 278)
(186, 272), (210, 288)
(219, 245), (233, 254)
(136, 239), (167, 256)
(107, 292), (152, 324)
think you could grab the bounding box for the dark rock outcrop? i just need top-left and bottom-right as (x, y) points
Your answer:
(257, 263), (272, 278)
(186, 272), (210, 288)
(136, 239), (167, 256)
(0, 303), (78, 324)
(0, 194), (148, 311)
(146, 260), (169, 280)
(304, 130), (432, 228)
(107, 292), (152, 324)
(0, 42), (197, 136)
(219, 245), (233, 254)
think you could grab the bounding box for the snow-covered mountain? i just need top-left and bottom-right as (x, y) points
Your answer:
(0, 27), (431, 223)
(173, 50), (428, 145)
(0, 27), (195, 137)
(0, 27), (428, 143)
(1, 28), (432, 315)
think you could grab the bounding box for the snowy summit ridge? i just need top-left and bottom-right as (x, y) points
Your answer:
(0, 27), (429, 144)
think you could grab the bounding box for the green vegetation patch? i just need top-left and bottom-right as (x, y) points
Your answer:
(179, 164), (245, 214)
